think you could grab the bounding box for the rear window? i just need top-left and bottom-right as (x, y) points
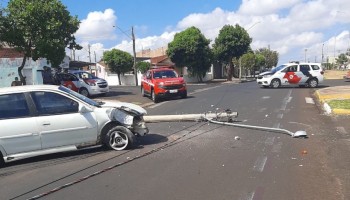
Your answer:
(311, 65), (320, 70)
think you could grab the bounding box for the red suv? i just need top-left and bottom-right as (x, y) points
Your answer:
(141, 68), (187, 103)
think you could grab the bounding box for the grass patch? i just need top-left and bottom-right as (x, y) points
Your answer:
(328, 99), (350, 109)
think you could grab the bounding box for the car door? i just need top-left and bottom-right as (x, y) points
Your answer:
(31, 91), (98, 149)
(143, 70), (152, 94)
(0, 93), (41, 155)
(281, 65), (300, 85)
(299, 64), (313, 84)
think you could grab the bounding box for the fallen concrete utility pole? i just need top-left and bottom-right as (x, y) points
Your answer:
(143, 111), (307, 138)
(204, 117), (307, 138)
(143, 112), (238, 123)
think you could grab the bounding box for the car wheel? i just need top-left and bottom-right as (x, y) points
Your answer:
(151, 89), (159, 103)
(181, 91), (187, 98)
(0, 153), (4, 168)
(270, 79), (280, 88)
(105, 126), (135, 151)
(141, 87), (146, 97)
(79, 88), (90, 97)
(308, 78), (318, 88)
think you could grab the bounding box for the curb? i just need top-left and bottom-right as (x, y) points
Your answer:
(315, 90), (350, 115)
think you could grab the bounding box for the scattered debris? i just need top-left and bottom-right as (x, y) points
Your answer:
(234, 136), (240, 140)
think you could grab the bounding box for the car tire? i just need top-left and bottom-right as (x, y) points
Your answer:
(308, 78), (318, 88)
(181, 91), (187, 98)
(270, 79), (280, 88)
(104, 126), (135, 151)
(141, 87), (146, 97)
(0, 153), (4, 168)
(79, 88), (90, 97)
(151, 89), (159, 103)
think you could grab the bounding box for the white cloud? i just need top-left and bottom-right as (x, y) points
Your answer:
(238, 0), (301, 15)
(75, 9), (117, 42)
(73, 0), (350, 64)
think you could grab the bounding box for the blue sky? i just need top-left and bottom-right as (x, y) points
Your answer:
(2, 0), (350, 65)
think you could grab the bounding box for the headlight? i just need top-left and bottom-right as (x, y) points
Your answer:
(157, 82), (164, 86)
(263, 75), (272, 78)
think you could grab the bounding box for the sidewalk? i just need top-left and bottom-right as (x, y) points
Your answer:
(315, 85), (350, 115)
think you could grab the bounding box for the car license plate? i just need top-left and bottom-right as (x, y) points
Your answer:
(169, 89), (178, 93)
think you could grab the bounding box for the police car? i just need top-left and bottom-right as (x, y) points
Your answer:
(256, 62), (324, 88)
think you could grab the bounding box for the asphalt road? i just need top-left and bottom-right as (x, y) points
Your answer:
(1, 79), (349, 200)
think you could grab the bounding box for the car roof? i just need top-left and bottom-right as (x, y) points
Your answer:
(0, 85), (60, 94)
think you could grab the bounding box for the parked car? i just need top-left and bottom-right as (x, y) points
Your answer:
(141, 67), (187, 103)
(343, 70), (350, 80)
(0, 85), (148, 167)
(70, 70), (109, 97)
(256, 62), (324, 88)
(52, 72), (81, 93)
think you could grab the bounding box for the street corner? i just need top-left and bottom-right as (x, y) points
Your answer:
(314, 86), (350, 115)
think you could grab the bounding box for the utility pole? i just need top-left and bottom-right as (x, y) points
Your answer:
(304, 48), (308, 62)
(88, 44), (92, 73)
(132, 26), (138, 86)
(322, 43), (324, 64)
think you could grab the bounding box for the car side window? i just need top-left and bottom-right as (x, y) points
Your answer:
(311, 65), (320, 70)
(300, 65), (310, 72)
(31, 92), (79, 115)
(0, 93), (30, 119)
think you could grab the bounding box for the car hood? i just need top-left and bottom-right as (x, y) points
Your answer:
(259, 71), (274, 76)
(99, 100), (147, 115)
(153, 78), (185, 84)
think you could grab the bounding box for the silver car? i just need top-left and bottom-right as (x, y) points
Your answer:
(0, 85), (148, 167)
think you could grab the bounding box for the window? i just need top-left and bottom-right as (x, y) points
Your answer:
(300, 65), (310, 72)
(311, 65), (320, 70)
(153, 70), (177, 79)
(0, 93), (30, 119)
(31, 92), (79, 115)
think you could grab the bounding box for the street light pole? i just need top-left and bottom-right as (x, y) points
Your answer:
(304, 48), (308, 62)
(239, 21), (261, 82)
(132, 26), (138, 86)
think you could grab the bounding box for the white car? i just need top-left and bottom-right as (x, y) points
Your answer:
(256, 62), (324, 88)
(0, 85), (148, 166)
(70, 71), (109, 97)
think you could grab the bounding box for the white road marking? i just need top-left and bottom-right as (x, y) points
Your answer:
(258, 108), (267, 112)
(273, 123), (280, 128)
(305, 97), (315, 104)
(265, 137), (275, 145)
(336, 127), (348, 135)
(262, 96), (270, 99)
(148, 101), (167, 108)
(240, 192), (255, 200)
(281, 90), (292, 111)
(272, 142), (283, 153)
(253, 156), (267, 172)
(277, 113), (284, 119)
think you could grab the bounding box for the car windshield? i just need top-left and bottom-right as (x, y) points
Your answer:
(58, 85), (100, 107)
(271, 64), (287, 73)
(153, 70), (178, 79)
(75, 72), (97, 79)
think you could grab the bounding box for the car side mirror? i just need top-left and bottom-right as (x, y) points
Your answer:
(79, 105), (93, 113)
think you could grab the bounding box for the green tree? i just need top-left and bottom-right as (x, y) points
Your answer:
(240, 52), (256, 77)
(103, 49), (133, 85)
(167, 26), (212, 82)
(255, 48), (279, 69)
(136, 61), (151, 74)
(336, 53), (348, 66)
(0, 0), (80, 85)
(213, 24), (252, 81)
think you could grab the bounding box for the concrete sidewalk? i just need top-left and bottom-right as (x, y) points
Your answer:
(315, 85), (350, 115)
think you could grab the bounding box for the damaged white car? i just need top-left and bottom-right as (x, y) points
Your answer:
(0, 85), (148, 166)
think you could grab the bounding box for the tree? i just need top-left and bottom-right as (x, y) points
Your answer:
(103, 49), (133, 85)
(136, 61), (151, 74)
(0, 0), (80, 85)
(213, 24), (252, 81)
(240, 52), (256, 77)
(255, 48), (279, 69)
(167, 26), (212, 82)
(336, 53), (348, 66)
(255, 53), (266, 73)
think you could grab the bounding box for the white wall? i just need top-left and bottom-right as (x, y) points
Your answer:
(182, 65), (214, 83)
